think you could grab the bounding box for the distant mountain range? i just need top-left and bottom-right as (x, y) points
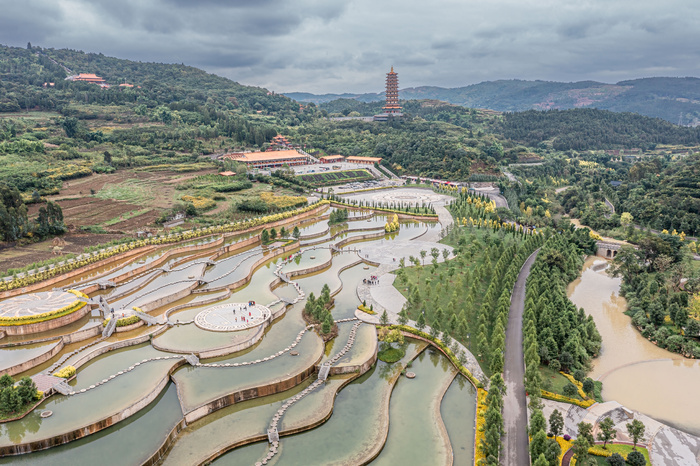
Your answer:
(285, 77), (700, 125)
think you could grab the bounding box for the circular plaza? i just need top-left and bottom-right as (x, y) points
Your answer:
(194, 303), (271, 332)
(0, 289), (88, 335)
(342, 188), (452, 207)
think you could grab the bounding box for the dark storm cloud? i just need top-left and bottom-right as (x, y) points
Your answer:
(0, 0), (698, 93)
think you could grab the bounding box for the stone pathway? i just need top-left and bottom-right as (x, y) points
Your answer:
(259, 321), (363, 465)
(541, 398), (700, 465)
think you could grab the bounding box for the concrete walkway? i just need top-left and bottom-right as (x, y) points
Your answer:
(502, 250), (539, 466)
(353, 202), (485, 384)
(541, 398), (700, 465)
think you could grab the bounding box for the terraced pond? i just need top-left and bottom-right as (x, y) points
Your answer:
(0, 191), (479, 465)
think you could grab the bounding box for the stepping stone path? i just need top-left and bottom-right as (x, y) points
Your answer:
(57, 355), (186, 397)
(259, 321), (363, 465)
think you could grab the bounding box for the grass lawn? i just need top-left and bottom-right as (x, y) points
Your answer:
(94, 178), (155, 204)
(377, 346), (405, 363)
(538, 365), (585, 401)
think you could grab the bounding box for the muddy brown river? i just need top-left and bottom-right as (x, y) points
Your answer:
(567, 257), (700, 436)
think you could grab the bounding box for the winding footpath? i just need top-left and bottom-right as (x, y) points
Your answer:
(502, 249), (539, 466)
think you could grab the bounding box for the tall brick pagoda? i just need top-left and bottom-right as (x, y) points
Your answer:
(382, 66), (402, 114)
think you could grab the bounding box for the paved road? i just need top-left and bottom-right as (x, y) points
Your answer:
(502, 249), (539, 466)
(472, 187), (509, 209)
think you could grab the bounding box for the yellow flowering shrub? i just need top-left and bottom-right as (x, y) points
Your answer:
(475, 387), (488, 465)
(560, 372), (591, 400)
(180, 195), (216, 210)
(357, 304), (376, 315)
(540, 390), (595, 408)
(54, 366), (76, 378)
(260, 192), (307, 209)
(0, 202), (330, 292)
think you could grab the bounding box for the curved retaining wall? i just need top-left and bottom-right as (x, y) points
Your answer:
(334, 230), (387, 250)
(142, 418), (188, 466)
(138, 282), (201, 313)
(329, 338), (378, 376)
(67, 325), (169, 372)
(0, 304), (92, 336)
(191, 369), (365, 466)
(0, 324), (103, 376)
(2, 204), (330, 300)
(163, 290), (232, 321)
(1, 340), (63, 377)
(197, 242), (300, 294)
(115, 320), (145, 333)
(0, 246), (157, 300)
(299, 225), (330, 241)
(0, 357), (187, 457)
(181, 353), (323, 424)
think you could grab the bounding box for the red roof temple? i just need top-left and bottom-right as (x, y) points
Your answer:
(382, 66), (401, 114)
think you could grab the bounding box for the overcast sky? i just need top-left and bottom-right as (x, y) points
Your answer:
(1, 0), (699, 93)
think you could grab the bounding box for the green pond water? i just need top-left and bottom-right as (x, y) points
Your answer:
(371, 348), (455, 465)
(0, 383), (182, 466)
(0, 208), (477, 464)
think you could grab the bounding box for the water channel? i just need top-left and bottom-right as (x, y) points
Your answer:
(567, 256), (700, 436)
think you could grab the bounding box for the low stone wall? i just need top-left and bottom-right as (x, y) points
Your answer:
(329, 340), (378, 376)
(68, 326), (168, 372)
(139, 281), (201, 313)
(0, 358), (187, 457)
(182, 354), (322, 424)
(164, 290), (232, 321)
(0, 339), (64, 376)
(61, 323), (102, 345)
(299, 225), (330, 241)
(0, 304), (91, 336)
(1, 246), (157, 300)
(115, 320), (145, 333)
(209, 234), (260, 261)
(141, 418), (187, 466)
(334, 230), (386, 250)
(196, 324), (266, 359)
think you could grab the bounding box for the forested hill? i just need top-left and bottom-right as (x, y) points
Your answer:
(0, 44), (301, 117)
(500, 108), (700, 151)
(287, 77), (700, 125)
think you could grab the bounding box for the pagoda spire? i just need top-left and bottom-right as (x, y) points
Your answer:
(382, 66), (401, 114)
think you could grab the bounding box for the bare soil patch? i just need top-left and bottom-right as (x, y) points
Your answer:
(0, 232), (127, 273)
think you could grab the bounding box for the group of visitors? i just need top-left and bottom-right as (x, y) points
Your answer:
(363, 275), (379, 285)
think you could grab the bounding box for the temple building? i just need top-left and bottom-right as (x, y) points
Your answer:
(382, 66), (402, 114)
(222, 150), (308, 169)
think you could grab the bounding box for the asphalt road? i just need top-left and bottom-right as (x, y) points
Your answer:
(502, 249), (539, 466)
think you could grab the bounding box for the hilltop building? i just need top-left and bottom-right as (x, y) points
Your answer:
(345, 156), (382, 165)
(319, 155), (345, 164)
(382, 66), (401, 114)
(373, 67), (403, 121)
(269, 135), (292, 150)
(222, 150), (308, 169)
(66, 73), (108, 87)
